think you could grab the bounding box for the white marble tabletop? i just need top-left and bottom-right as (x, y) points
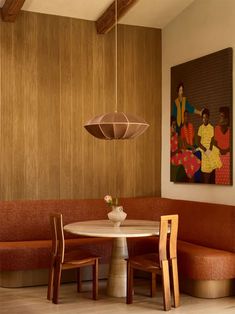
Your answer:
(64, 219), (160, 238)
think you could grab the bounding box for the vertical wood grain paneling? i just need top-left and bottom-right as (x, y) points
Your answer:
(12, 14), (26, 199)
(81, 20), (95, 199)
(23, 12), (38, 199)
(0, 11), (161, 200)
(59, 17), (72, 199)
(117, 25), (161, 197)
(0, 21), (14, 200)
(0, 20), (1, 198)
(71, 19), (84, 198)
(37, 14), (61, 199)
(92, 27), (106, 198)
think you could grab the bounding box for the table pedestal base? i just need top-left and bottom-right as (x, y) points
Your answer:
(107, 237), (128, 297)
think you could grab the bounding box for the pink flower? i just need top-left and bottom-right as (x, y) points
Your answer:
(104, 195), (119, 206)
(104, 195), (112, 205)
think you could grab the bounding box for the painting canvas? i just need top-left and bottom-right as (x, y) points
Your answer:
(170, 48), (233, 184)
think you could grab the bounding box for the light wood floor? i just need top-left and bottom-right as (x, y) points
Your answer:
(0, 280), (234, 314)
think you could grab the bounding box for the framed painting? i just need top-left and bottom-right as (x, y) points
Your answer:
(170, 48), (233, 185)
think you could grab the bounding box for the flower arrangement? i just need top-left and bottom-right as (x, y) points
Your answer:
(104, 195), (118, 207)
(105, 195), (126, 226)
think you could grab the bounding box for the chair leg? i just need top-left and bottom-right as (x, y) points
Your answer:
(77, 268), (82, 293)
(171, 258), (180, 308)
(126, 261), (134, 304)
(47, 259), (55, 300)
(150, 273), (157, 297)
(52, 262), (62, 304)
(92, 258), (98, 300)
(162, 260), (171, 311)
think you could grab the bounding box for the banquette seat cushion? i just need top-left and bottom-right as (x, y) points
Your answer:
(0, 238), (112, 271)
(177, 240), (235, 280)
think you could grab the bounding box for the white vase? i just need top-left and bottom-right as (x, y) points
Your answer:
(108, 206), (127, 227)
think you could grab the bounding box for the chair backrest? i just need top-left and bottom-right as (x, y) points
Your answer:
(50, 214), (65, 264)
(159, 215), (179, 265)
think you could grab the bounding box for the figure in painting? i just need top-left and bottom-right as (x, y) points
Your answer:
(171, 116), (200, 182)
(181, 110), (201, 182)
(214, 107), (231, 185)
(171, 116), (182, 169)
(181, 110), (195, 151)
(198, 108), (222, 183)
(172, 82), (202, 132)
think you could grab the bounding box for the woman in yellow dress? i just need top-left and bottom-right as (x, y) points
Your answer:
(198, 108), (221, 183)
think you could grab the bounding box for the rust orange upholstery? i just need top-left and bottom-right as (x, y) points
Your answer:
(0, 199), (108, 241)
(122, 197), (235, 281)
(122, 197), (235, 253)
(177, 240), (235, 280)
(0, 197), (235, 283)
(0, 199), (115, 272)
(0, 238), (112, 271)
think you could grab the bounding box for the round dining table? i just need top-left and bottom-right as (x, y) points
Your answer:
(64, 219), (160, 297)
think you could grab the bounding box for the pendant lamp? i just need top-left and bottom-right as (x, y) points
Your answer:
(84, 0), (149, 140)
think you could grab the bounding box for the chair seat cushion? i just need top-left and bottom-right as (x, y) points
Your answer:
(0, 238), (112, 271)
(177, 240), (235, 280)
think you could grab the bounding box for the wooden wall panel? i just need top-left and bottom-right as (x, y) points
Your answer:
(59, 18), (72, 199)
(23, 13), (38, 199)
(0, 21), (14, 200)
(12, 14), (26, 199)
(37, 14), (61, 199)
(70, 19), (84, 198)
(0, 11), (161, 200)
(117, 25), (162, 197)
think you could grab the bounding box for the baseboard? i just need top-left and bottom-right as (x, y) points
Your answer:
(179, 276), (235, 298)
(0, 264), (109, 288)
(2, 267), (235, 299)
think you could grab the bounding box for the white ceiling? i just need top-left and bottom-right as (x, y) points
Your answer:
(0, 0), (194, 28)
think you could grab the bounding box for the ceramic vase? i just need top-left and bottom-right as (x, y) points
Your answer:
(108, 205), (127, 227)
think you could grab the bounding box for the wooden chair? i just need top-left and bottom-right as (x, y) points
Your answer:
(126, 215), (179, 311)
(47, 214), (99, 304)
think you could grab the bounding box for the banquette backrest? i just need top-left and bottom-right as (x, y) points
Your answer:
(0, 199), (108, 241)
(0, 197), (234, 254)
(122, 197), (235, 253)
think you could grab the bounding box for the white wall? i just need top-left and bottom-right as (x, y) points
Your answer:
(162, 0), (235, 205)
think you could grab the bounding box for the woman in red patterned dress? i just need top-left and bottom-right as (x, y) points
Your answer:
(171, 116), (200, 180)
(181, 110), (195, 151)
(214, 107), (231, 185)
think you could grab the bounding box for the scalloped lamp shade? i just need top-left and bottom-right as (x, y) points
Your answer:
(84, 112), (149, 140)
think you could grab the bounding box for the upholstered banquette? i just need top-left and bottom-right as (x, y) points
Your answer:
(0, 197), (234, 298)
(124, 197), (235, 298)
(0, 199), (113, 288)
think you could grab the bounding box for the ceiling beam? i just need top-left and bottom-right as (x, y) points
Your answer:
(1, 0), (25, 22)
(96, 0), (138, 34)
